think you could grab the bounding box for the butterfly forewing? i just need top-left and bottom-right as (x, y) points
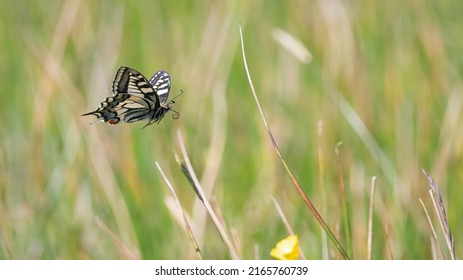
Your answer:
(82, 66), (175, 126)
(114, 67), (158, 105)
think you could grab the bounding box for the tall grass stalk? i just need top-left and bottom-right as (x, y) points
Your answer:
(367, 176), (377, 260)
(335, 142), (352, 257)
(422, 170), (455, 259)
(176, 130), (239, 259)
(155, 161), (203, 259)
(419, 198), (445, 259)
(94, 217), (139, 260)
(239, 23), (350, 260)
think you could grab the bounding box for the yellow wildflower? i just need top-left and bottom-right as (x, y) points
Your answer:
(270, 235), (299, 260)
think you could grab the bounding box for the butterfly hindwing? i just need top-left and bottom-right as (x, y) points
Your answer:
(82, 66), (175, 127)
(149, 70), (171, 104)
(80, 93), (130, 124)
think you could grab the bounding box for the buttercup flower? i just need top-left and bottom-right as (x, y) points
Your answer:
(270, 235), (299, 260)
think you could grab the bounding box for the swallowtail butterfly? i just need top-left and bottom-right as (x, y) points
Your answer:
(82, 66), (181, 127)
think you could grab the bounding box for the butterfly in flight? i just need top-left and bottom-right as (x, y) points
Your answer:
(82, 66), (182, 127)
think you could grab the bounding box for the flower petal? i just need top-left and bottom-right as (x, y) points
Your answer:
(270, 235), (299, 260)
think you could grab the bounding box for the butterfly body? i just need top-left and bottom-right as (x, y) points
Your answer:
(82, 66), (179, 127)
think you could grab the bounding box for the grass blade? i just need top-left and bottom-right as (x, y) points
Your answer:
(94, 216), (139, 260)
(335, 142), (352, 257)
(419, 198), (445, 259)
(422, 169), (455, 259)
(176, 130), (239, 259)
(367, 176), (377, 260)
(239, 23), (350, 260)
(272, 197), (307, 260)
(155, 161), (203, 259)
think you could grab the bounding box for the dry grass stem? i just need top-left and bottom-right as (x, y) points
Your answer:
(239, 23), (350, 260)
(325, 83), (399, 191)
(95, 216), (139, 260)
(271, 197), (307, 260)
(422, 170), (455, 259)
(176, 130), (239, 259)
(419, 198), (445, 259)
(367, 176), (376, 260)
(384, 224), (394, 260)
(271, 27), (312, 64)
(230, 228), (242, 259)
(317, 121), (329, 259)
(155, 162), (203, 259)
(335, 142), (352, 256)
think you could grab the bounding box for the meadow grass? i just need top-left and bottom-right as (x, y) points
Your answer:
(0, 0), (462, 259)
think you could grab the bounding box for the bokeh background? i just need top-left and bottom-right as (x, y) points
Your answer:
(1, 0), (462, 259)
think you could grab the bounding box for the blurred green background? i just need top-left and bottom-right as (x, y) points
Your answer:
(1, 0), (462, 259)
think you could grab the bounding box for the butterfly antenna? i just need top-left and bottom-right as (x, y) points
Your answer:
(170, 108), (180, 119)
(167, 90), (183, 119)
(169, 90), (184, 103)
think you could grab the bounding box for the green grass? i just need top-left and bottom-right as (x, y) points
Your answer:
(1, 0), (462, 259)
